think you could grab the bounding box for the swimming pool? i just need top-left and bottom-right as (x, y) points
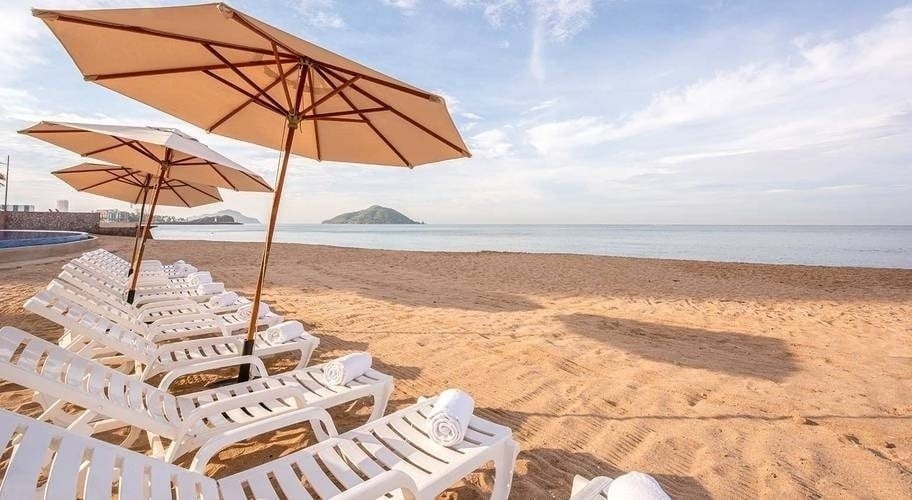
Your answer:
(0, 230), (91, 249)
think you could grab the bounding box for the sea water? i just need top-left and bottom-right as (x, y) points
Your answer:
(151, 224), (912, 269)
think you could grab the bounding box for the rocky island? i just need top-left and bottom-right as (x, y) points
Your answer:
(322, 205), (420, 224)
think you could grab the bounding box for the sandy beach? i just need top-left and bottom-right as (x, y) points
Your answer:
(1, 235), (910, 498)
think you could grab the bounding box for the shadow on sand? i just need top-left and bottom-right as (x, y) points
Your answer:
(559, 314), (799, 381)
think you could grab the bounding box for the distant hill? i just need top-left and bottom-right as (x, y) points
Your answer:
(322, 205), (420, 224)
(189, 209), (260, 224)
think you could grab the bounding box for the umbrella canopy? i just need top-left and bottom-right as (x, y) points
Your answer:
(20, 121), (271, 192)
(32, 3), (469, 167)
(53, 162), (223, 208)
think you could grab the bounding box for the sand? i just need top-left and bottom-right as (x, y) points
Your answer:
(1, 235), (910, 498)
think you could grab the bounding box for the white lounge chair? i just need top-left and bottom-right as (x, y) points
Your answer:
(43, 280), (281, 339)
(24, 290), (317, 380)
(59, 264), (224, 306)
(0, 393), (518, 499)
(0, 326), (393, 462)
(82, 248), (195, 278)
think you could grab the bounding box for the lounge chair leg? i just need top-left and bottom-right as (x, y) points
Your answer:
(490, 440), (519, 500)
(122, 426), (142, 447)
(369, 381), (394, 422)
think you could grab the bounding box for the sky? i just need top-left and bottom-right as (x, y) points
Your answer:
(1, 0), (910, 224)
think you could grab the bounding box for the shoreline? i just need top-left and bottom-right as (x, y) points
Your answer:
(146, 236), (912, 272)
(1, 236), (909, 498)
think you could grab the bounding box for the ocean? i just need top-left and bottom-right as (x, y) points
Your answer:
(151, 224), (912, 269)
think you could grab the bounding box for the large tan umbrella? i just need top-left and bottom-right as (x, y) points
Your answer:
(53, 161), (223, 277)
(34, 2), (471, 379)
(20, 121), (272, 303)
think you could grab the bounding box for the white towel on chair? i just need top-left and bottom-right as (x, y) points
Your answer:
(208, 291), (239, 308)
(607, 472), (670, 500)
(323, 352), (372, 386)
(426, 389), (474, 446)
(264, 320), (305, 343)
(188, 271), (212, 286)
(237, 301), (270, 320)
(196, 282), (224, 295)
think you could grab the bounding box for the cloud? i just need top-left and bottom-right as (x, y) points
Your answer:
(295, 0), (346, 28)
(469, 128), (513, 158)
(379, 0), (420, 11)
(525, 99), (557, 113)
(526, 5), (912, 155)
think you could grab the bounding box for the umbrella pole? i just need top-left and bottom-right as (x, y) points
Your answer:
(128, 176), (152, 276)
(238, 122), (297, 382)
(127, 166), (168, 304)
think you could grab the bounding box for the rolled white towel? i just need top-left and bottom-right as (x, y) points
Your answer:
(264, 320), (306, 344)
(173, 259), (186, 266)
(208, 291), (239, 308)
(180, 264), (199, 276)
(188, 271), (213, 286)
(323, 352), (372, 386)
(426, 389), (475, 446)
(237, 301), (270, 320)
(607, 472), (670, 500)
(196, 282), (224, 295)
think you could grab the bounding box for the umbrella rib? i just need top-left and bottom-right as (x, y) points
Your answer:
(321, 65), (468, 157)
(113, 137), (161, 163)
(40, 12), (295, 58)
(298, 75), (360, 116)
(83, 141), (133, 157)
(54, 166), (126, 174)
(181, 183), (222, 203)
(207, 163), (238, 191)
(314, 66), (410, 167)
(202, 70), (287, 117)
(217, 12), (438, 102)
(79, 170), (137, 191)
(207, 62), (299, 132)
(302, 108), (386, 119)
(272, 42), (293, 110)
(203, 44), (287, 113)
(133, 174), (152, 205)
(168, 181), (191, 208)
(305, 65), (321, 160)
(87, 58), (295, 81)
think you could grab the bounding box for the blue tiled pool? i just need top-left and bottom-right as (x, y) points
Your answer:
(0, 230), (91, 249)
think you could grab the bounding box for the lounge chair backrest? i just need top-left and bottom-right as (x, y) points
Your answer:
(46, 280), (136, 329)
(0, 326), (180, 437)
(25, 290), (156, 363)
(0, 408), (218, 499)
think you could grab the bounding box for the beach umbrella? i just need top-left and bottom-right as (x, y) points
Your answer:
(34, 2), (471, 380)
(52, 162), (223, 269)
(20, 121), (272, 303)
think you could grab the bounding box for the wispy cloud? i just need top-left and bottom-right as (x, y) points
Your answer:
(294, 0), (346, 28)
(527, 5), (912, 155)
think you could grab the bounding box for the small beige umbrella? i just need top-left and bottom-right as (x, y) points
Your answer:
(53, 162), (223, 273)
(20, 121), (272, 303)
(34, 2), (470, 380)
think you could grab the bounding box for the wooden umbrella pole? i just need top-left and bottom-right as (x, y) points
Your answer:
(127, 165), (168, 304)
(238, 121), (297, 382)
(128, 174), (152, 276)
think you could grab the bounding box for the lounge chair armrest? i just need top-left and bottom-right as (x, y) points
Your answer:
(158, 355), (267, 390)
(189, 407), (338, 472)
(334, 470), (419, 500)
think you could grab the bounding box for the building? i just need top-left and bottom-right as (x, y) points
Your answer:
(0, 204), (34, 212)
(95, 208), (137, 223)
(57, 200), (69, 212)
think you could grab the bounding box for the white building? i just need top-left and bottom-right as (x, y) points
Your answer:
(57, 200), (69, 212)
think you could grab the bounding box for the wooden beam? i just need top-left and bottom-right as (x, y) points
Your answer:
(86, 58), (294, 81)
(203, 44), (286, 113)
(321, 66), (468, 156)
(202, 69), (287, 117)
(207, 62), (298, 132)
